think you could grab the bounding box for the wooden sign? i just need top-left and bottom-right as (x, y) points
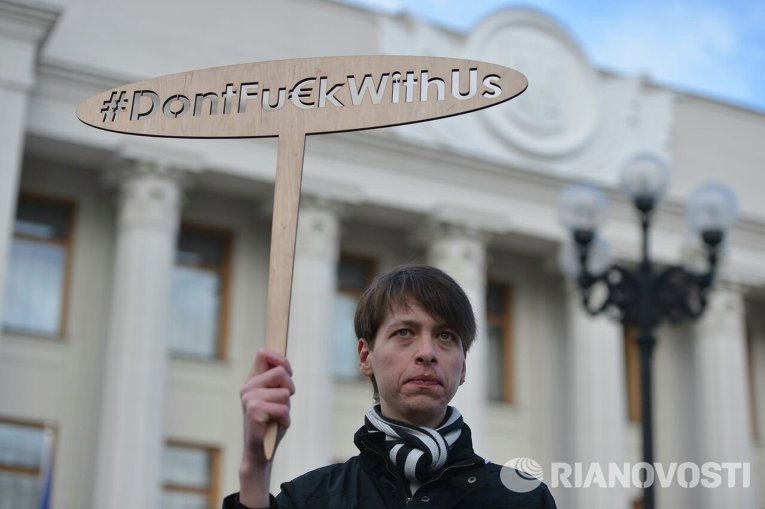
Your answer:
(76, 56), (526, 137)
(76, 55), (528, 459)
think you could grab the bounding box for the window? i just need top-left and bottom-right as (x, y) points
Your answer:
(0, 419), (55, 509)
(161, 442), (220, 509)
(624, 326), (642, 423)
(332, 254), (376, 379)
(2, 194), (75, 337)
(168, 225), (232, 359)
(486, 281), (514, 403)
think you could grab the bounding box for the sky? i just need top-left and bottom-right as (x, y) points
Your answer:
(337, 0), (765, 114)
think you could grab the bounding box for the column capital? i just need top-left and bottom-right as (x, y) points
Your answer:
(0, 0), (60, 91)
(105, 141), (205, 184)
(257, 174), (358, 221)
(104, 143), (202, 233)
(300, 174), (363, 208)
(410, 218), (492, 260)
(414, 219), (491, 245)
(411, 204), (504, 248)
(105, 160), (193, 192)
(299, 194), (347, 218)
(693, 283), (745, 339)
(295, 196), (343, 261)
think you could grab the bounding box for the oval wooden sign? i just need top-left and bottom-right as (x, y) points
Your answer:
(76, 55), (527, 138)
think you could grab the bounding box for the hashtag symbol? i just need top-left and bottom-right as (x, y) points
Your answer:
(100, 91), (128, 122)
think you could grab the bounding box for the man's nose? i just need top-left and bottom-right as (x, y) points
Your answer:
(415, 337), (438, 364)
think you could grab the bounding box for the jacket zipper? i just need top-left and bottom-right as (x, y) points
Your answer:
(365, 446), (484, 506)
(365, 447), (411, 506)
(416, 458), (484, 491)
(402, 460), (483, 506)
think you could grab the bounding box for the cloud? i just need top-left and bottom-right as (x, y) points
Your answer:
(334, 0), (765, 111)
(585, 0), (764, 108)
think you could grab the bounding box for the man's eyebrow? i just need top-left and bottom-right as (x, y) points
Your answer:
(385, 318), (454, 330)
(385, 319), (420, 329)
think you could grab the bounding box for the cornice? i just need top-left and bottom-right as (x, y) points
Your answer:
(34, 58), (138, 102)
(0, 0), (59, 45)
(0, 0), (60, 90)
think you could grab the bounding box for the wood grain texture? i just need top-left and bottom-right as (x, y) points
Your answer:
(263, 133), (306, 460)
(76, 56), (527, 139)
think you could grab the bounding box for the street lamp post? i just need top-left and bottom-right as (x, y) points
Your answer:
(558, 155), (738, 509)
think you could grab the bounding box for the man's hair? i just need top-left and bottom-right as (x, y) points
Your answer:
(354, 264), (476, 353)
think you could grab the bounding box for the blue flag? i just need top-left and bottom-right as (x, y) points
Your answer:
(38, 427), (54, 509)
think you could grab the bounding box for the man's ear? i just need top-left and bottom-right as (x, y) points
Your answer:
(460, 357), (466, 385)
(358, 338), (373, 377)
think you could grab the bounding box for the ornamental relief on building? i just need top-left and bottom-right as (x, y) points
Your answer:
(378, 8), (674, 181)
(467, 10), (600, 157)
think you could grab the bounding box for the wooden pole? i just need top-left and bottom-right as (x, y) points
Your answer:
(263, 132), (307, 460)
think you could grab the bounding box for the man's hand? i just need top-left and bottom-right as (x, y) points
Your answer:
(239, 348), (295, 507)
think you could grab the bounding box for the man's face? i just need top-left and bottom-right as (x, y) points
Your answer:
(358, 299), (466, 428)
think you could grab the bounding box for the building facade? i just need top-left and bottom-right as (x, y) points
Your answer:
(1, 0), (763, 508)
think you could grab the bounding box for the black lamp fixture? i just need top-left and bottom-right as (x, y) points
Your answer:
(558, 154), (738, 509)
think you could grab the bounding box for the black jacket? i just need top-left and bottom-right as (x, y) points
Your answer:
(223, 425), (557, 508)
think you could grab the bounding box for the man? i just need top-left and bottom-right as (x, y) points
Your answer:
(224, 265), (556, 508)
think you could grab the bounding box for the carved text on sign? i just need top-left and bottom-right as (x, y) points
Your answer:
(111, 69), (502, 123)
(77, 56), (527, 138)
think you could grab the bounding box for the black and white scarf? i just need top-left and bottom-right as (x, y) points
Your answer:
(364, 405), (464, 495)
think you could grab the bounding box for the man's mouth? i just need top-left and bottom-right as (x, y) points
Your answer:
(408, 375), (442, 387)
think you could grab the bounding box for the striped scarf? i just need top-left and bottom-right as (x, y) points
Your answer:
(364, 405), (464, 495)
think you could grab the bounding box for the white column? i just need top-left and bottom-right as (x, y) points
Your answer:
(692, 286), (755, 509)
(271, 196), (342, 485)
(566, 287), (630, 509)
(92, 158), (187, 509)
(425, 223), (488, 454)
(0, 2), (59, 321)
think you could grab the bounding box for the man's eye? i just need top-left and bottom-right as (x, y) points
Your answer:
(438, 332), (455, 341)
(395, 329), (411, 337)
